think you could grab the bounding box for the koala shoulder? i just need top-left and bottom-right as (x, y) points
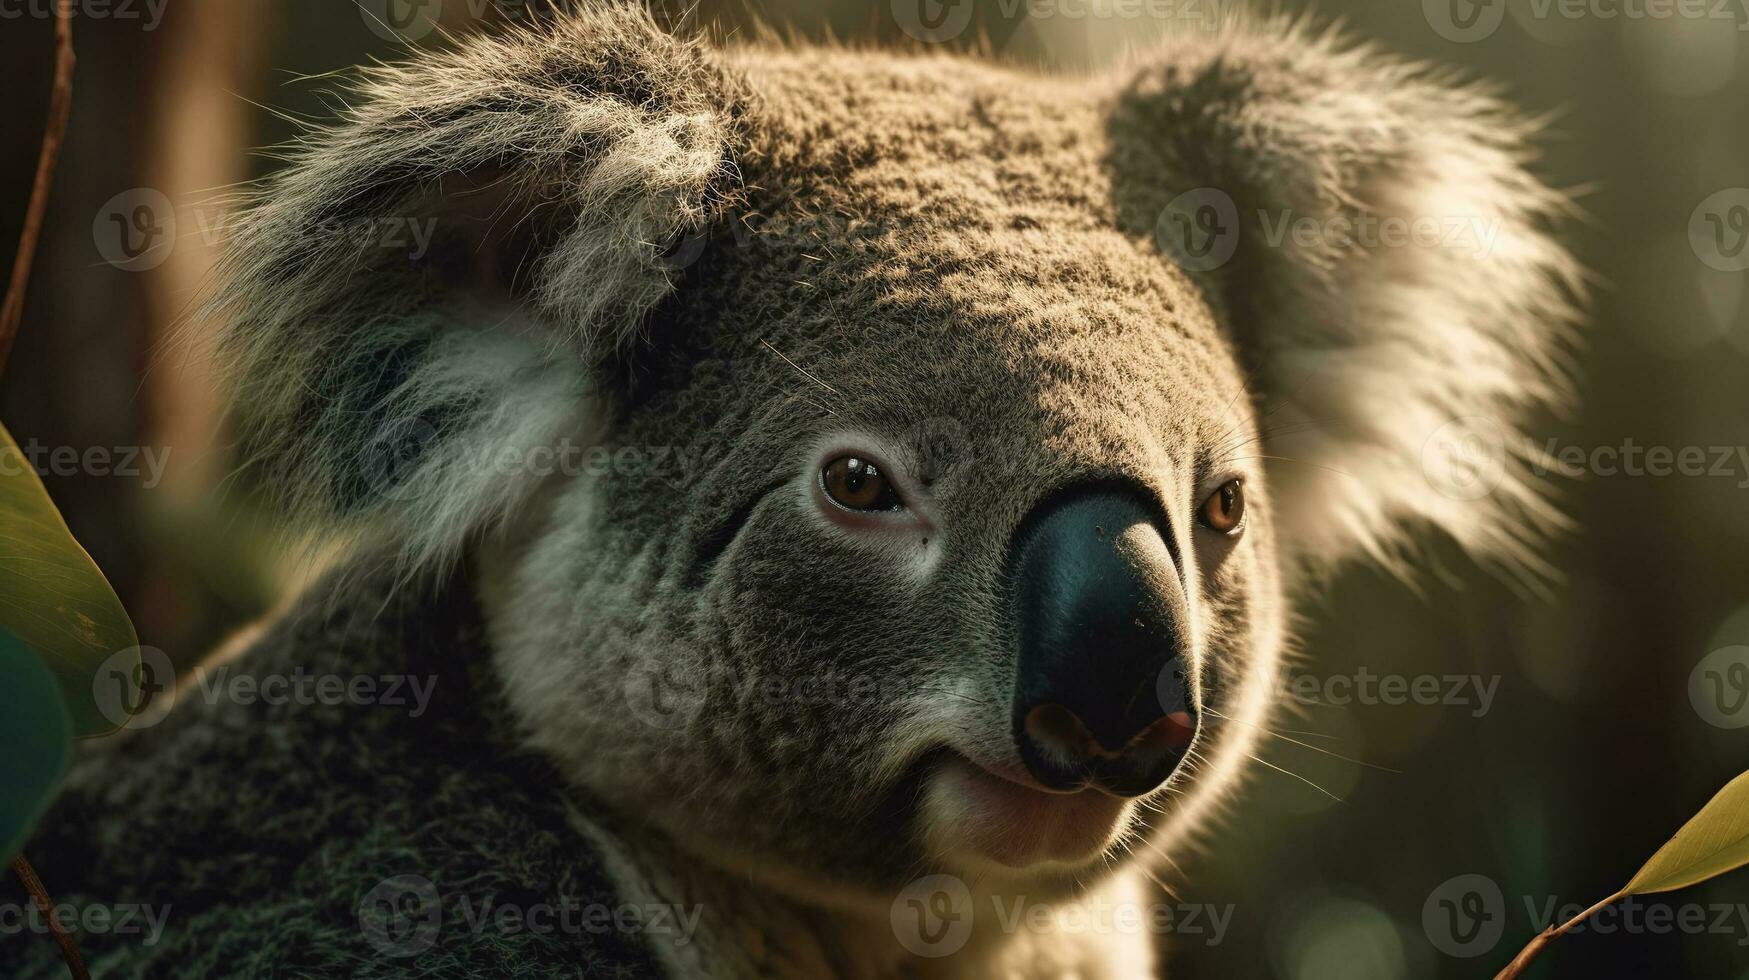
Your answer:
(6, 564), (660, 977)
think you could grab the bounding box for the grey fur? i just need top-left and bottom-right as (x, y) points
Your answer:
(23, 5), (1579, 978)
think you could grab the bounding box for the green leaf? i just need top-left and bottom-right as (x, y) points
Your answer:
(0, 627), (72, 863)
(0, 421), (138, 737)
(1623, 769), (1749, 896)
(1496, 770), (1749, 978)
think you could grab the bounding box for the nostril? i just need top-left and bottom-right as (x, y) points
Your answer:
(1023, 704), (1099, 769)
(1121, 711), (1197, 776)
(1019, 700), (1199, 793)
(1096, 711), (1198, 798)
(1025, 703), (1190, 762)
(1014, 707), (1198, 798)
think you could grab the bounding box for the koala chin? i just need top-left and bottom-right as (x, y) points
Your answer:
(9, 5), (1580, 979)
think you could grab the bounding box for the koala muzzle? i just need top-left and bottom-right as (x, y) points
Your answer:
(1007, 485), (1197, 798)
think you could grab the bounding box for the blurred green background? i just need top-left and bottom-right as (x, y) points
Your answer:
(3, 1), (1748, 976)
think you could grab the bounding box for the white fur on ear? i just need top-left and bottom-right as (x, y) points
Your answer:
(205, 6), (743, 578)
(348, 318), (594, 578)
(1111, 19), (1584, 583)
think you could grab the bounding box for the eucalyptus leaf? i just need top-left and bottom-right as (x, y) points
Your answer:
(0, 627), (72, 863)
(0, 422), (138, 737)
(1496, 769), (1749, 979)
(1623, 769), (1749, 896)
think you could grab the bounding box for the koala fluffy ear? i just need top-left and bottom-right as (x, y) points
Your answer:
(1106, 21), (1584, 583)
(208, 6), (743, 577)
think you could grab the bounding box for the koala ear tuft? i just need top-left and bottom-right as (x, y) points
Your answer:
(1106, 19), (1585, 583)
(208, 6), (745, 579)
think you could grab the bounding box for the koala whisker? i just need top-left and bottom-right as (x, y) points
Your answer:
(1203, 360), (1283, 459)
(1201, 707), (1399, 774)
(1232, 412), (1341, 444)
(760, 338), (839, 396)
(1231, 720), (1341, 741)
(917, 686), (991, 706)
(1219, 454), (1361, 485)
(1115, 796), (1195, 881)
(1112, 834), (1186, 890)
(1206, 417), (1329, 465)
(1243, 753), (1345, 804)
(788, 391), (841, 421)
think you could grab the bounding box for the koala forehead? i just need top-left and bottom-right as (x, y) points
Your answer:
(621, 48), (1249, 499)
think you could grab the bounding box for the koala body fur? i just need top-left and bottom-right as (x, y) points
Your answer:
(9, 5), (1578, 978)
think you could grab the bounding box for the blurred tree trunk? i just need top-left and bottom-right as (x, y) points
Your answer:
(133, 0), (274, 656)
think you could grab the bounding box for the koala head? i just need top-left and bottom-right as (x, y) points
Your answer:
(212, 7), (1577, 908)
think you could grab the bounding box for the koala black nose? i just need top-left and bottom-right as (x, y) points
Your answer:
(1007, 485), (1198, 798)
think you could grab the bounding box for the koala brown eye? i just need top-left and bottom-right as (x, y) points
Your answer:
(821, 457), (902, 512)
(1197, 480), (1245, 533)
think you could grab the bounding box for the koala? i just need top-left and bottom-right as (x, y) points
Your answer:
(7, 5), (1578, 978)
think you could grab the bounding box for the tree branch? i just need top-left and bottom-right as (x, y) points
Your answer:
(1494, 890), (1623, 980)
(0, 0), (77, 377)
(8, 855), (89, 980)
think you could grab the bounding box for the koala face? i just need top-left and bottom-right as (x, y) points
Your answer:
(213, 8), (1576, 915)
(483, 120), (1285, 890)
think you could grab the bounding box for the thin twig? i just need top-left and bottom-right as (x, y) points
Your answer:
(0, 0), (77, 376)
(0, 4), (85, 976)
(8, 855), (89, 980)
(1494, 890), (1624, 980)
